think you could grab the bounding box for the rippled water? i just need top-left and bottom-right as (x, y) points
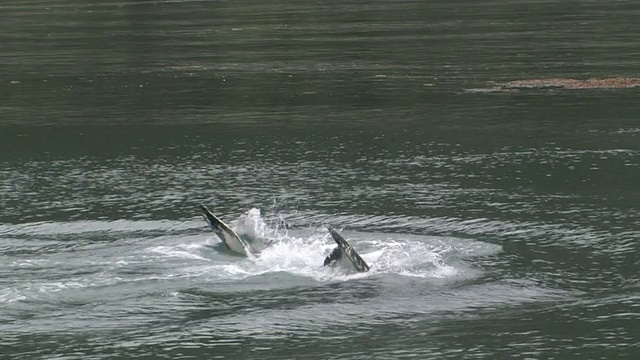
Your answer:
(1, 0), (639, 359)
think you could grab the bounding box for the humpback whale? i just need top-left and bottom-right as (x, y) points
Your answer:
(200, 204), (252, 256)
(200, 205), (369, 272)
(324, 227), (370, 272)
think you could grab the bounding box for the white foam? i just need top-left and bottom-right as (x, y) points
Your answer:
(144, 211), (497, 284)
(192, 225), (468, 283)
(147, 242), (210, 261)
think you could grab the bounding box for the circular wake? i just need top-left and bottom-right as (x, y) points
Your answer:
(148, 208), (502, 284)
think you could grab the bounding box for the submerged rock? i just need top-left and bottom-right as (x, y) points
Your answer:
(501, 77), (640, 90)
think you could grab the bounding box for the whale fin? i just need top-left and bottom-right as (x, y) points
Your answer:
(200, 204), (251, 256)
(326, 227), (370, 272)
(323, 246), (343, 266)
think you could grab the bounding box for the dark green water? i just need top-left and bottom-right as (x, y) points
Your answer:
(1, 0), (639, 359)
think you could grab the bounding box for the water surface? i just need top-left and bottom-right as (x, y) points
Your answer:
(1, 0), (639, 359)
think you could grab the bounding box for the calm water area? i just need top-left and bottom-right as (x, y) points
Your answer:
(1, 0), (639, 358)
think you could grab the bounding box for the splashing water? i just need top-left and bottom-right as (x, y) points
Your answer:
(0, 209), (500, 307)
(187, 208), (497, 283)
